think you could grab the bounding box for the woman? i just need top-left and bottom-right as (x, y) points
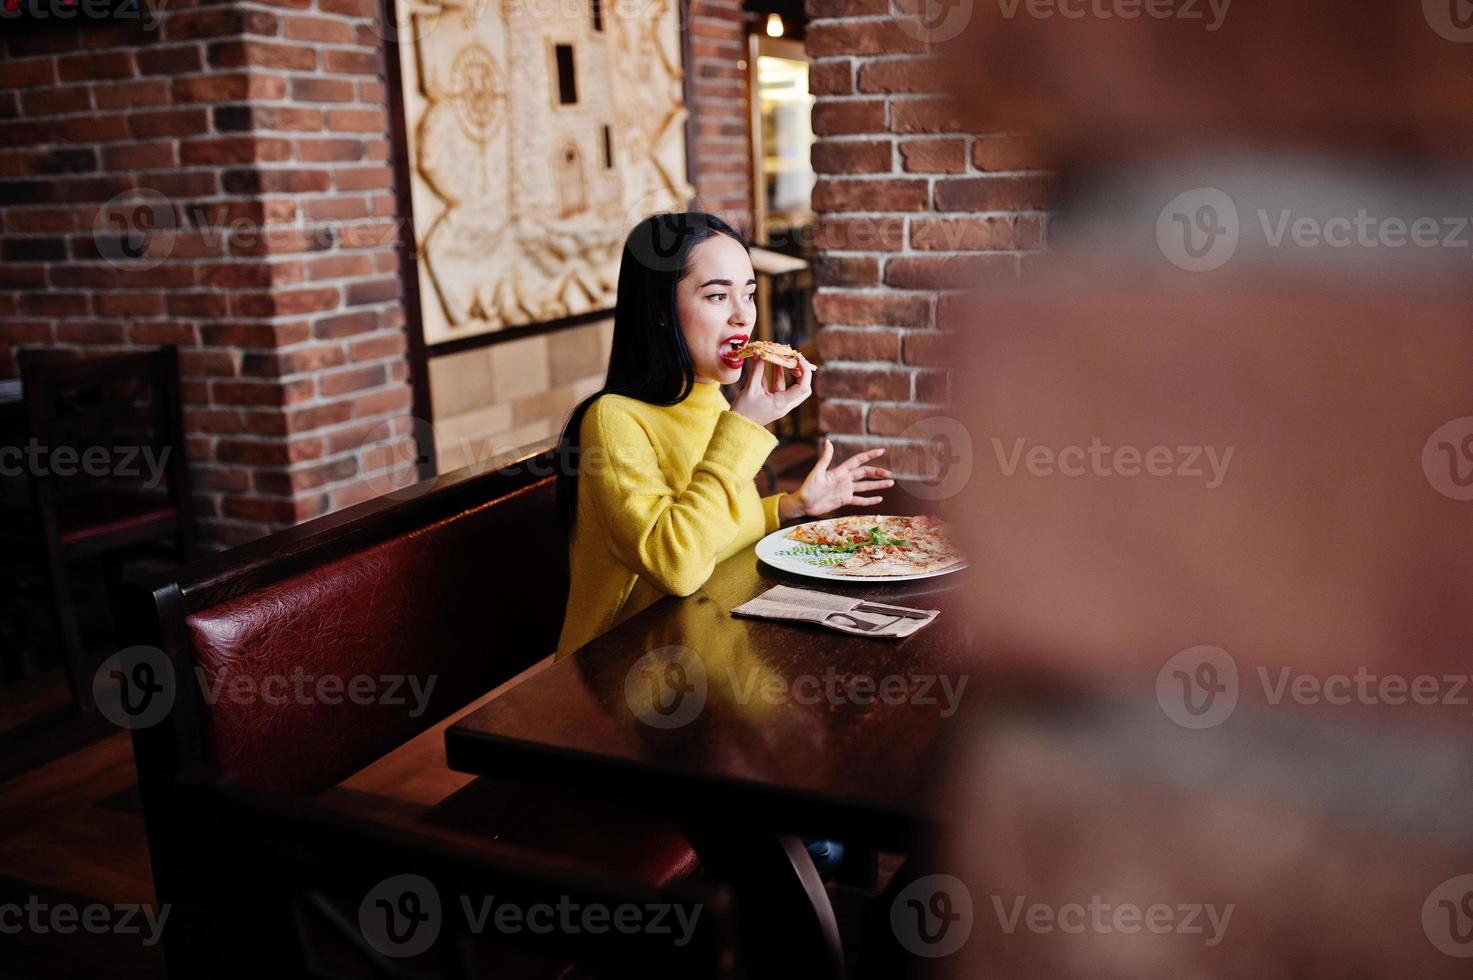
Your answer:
(554, 211), (894, 659)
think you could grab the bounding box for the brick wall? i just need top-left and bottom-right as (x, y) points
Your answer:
(0, 4), (752, 548)
(806, 0), (1051, 478)
(0, 9), (417, 547)
(685, 0), (753, 232)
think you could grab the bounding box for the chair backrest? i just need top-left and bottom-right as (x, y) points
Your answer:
(200, 777), (738, 979)
(178, 472), (564, 795)
(17, 346), (190, 518)
(117, 449), (571, 972)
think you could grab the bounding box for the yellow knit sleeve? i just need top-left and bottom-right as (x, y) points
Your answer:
(583, 400), (777, 597)
(761, 493), (786, 534)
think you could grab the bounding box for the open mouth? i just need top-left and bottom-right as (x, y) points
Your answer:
(719, 334), (749, 369)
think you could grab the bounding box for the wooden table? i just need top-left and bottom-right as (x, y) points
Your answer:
(444, 542), (1001, 979)
(446, 545), (986, 850)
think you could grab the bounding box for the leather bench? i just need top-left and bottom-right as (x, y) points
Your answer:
(116, 448), (697, 978)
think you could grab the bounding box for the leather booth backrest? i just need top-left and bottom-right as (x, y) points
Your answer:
(182, 477), (566, 795)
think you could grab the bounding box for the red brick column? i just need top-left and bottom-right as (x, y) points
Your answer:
(0, 7), (416, 547)
(686, 0), (754, 231)
(806, 0), (1051, 478)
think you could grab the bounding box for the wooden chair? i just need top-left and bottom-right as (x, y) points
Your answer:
(197, 776), (740, 979)
(3, 347), (193, 711)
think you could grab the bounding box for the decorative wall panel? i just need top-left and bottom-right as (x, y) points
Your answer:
(395, 0), (695, 344)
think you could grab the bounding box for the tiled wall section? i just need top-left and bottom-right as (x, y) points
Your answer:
(429, 320), (612, 474)
(806, 0), (1052, 478)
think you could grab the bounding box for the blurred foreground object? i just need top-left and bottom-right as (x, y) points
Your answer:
(924, 1), (1473, 975)
(936, 698), (1473, 978)
(936, 0), (1473, 167)
(935, 0), (1473, 700)
(947, 247), (1473, 691)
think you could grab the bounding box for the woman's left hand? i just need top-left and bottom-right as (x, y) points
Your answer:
(782, 440), (894, 521)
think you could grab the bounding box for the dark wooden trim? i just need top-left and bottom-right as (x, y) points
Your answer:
(425, 307), (614, 359)
(378, 0), (436, 478)
(125, 447), (561, 614)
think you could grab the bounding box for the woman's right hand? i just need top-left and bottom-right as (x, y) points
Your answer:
(730, 352), (815, 428)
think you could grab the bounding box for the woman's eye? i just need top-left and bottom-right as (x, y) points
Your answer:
(707, 292), (726, 302)
(744, 293), (756, 303)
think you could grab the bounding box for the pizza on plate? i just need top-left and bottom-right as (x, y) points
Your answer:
(784, 515), (965, 576)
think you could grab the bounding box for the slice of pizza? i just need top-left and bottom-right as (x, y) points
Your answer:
(732, 340), (800, 369)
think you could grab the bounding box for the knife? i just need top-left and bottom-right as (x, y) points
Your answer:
(853, 602), (931, 620)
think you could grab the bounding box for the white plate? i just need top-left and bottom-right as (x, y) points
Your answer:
(754, 520), (969, 584)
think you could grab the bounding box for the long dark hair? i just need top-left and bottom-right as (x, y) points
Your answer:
(555, 211), (748, 528)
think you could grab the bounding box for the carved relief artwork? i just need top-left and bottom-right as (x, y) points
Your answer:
(394, 0), (695, 344)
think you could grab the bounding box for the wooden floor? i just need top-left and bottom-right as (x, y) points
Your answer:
(0, 721), (164, 979)
(1, 546), (180, 980)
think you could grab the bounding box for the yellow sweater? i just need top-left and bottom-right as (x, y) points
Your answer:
(555, 381), (784, 658)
